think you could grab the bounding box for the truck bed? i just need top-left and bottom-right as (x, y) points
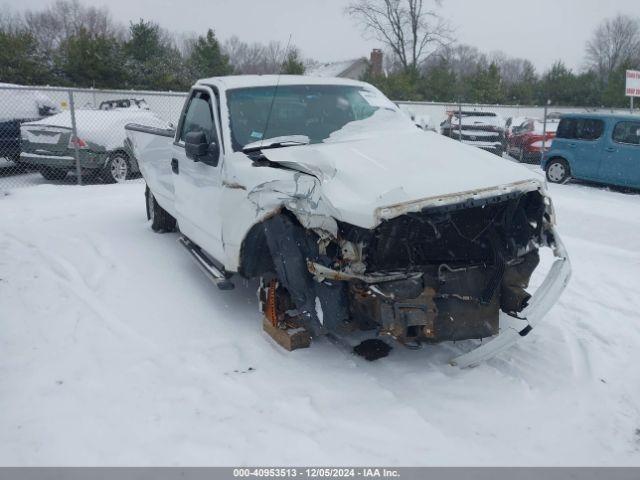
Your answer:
(125, 123), (176, 215)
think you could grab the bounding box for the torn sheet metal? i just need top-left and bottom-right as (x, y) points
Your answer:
(247, 172), (339, 239)
(450, 229), (571, 368)
(307, 261), (422, 284)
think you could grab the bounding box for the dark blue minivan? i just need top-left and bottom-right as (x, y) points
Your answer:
(542, 113), (640, 189)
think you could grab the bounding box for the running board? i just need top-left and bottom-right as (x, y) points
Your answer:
(178, 236), (235, 290)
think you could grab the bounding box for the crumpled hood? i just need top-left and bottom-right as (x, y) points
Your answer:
(261, 129), (544, 228)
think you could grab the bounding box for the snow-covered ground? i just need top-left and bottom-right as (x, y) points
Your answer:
(1, 173), (640, 466)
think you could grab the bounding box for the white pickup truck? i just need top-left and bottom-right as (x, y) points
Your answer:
(125, 75), (571, 367)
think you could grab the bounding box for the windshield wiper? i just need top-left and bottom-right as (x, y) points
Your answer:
(242, 135), (310, 153)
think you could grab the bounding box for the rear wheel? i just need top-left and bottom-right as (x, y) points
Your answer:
(545, 158), (571, 184)
(102, 153), (130, 184)
(145, 185), (176, 232)
(40, 167), (68, 181)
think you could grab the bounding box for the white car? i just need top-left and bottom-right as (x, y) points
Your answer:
(125, 75), (571, 367)
(99, 98), (150, 111)
(441, 111), (506, 156)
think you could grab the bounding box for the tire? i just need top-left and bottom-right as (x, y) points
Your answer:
(102, 152), (130, 184)
(40, 167), (68, 181)
(545, 158), (571, 184)
(145, 185), (176, 232)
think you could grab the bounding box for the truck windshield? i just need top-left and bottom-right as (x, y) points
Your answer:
(226, 84), (402, 151)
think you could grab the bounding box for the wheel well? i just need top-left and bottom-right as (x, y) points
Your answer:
(238, 220), (275, 279)
(238, 209), (307, 279)
(548, 156), (567, 164)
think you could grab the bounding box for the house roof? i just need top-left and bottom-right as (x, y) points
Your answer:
(306, 58), (369, 79)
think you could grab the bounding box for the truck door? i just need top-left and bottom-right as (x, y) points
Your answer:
(601, 120), (640, 187)
(171, 88), (225, 262)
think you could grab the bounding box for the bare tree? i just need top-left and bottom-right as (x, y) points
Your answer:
(488, 51), (536, 86)
(586, 14), (640, 82)
(431, 44), (485, 79)
(346, 0), (452, 72)
(223, 36), (309, 75)
(23, 0), (123, 53)
(0, 8), (26, 34)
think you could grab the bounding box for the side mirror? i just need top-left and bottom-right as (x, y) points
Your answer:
(185, 131), (219, 167)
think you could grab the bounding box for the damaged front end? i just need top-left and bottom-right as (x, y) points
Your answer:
(251, 174), (570, 368)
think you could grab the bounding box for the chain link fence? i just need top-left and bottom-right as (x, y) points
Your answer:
(0, 83), (634, 191)
(0, 84), (187, 190)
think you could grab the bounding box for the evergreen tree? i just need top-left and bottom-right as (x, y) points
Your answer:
(468, 62), (504, 104)
(124, 19), (189, 90)
(366, 69), (422, 101)
(420, 59), (457, 102)
(282, 49), (305, 75)
(186, 29), (233, 79)
(600, 63), (630, 107)
(0, 29), (50, 85)
(504, 61), (537, 104)
(125, 19), (165, 62)
(56, 28), (125, 87)
(539, 61), (574, 105)
(574, 70), (602, 107)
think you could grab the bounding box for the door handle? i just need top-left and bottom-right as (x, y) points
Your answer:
(605, 147), (616, 152)
(171, 158), (179, 174)
(568, 143), (576, 148)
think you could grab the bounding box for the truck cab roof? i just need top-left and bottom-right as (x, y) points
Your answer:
(195, 75), (371, 91)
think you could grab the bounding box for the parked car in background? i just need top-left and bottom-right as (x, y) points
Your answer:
(99, 98), (149, 111)
(507, 118), (560, 163)
(404, 109), (435, 131)
(441, 111), (505, 156)
(542, 113), (640, 189)
(0, 84), (59, 164)
(504, 116), (529, 142)
(19, 109), (170, 183)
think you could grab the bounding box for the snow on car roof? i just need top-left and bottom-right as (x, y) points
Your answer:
(533, 119), (560, 131)
(0, 83), (57, 121)
(452, 114), (504, 127)
(197, 75), (370, 90)
(23, 109), (169, 150)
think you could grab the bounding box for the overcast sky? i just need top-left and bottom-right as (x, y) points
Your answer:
(9, 0), (639, 73)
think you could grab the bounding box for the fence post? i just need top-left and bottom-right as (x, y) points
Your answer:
(458, 102), (462, 141)
(540, 101), (549, 166)
(67, 90), (82, 185)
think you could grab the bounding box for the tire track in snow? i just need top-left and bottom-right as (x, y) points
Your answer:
(561, 328), (593, 381)
(5, 232), (159, 352)
(82, 234), (117, 291)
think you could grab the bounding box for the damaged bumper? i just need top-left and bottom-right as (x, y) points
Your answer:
(450, 229), (571, 368)
(307, 261), (422, 284)
(250, 166), (570, 367)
